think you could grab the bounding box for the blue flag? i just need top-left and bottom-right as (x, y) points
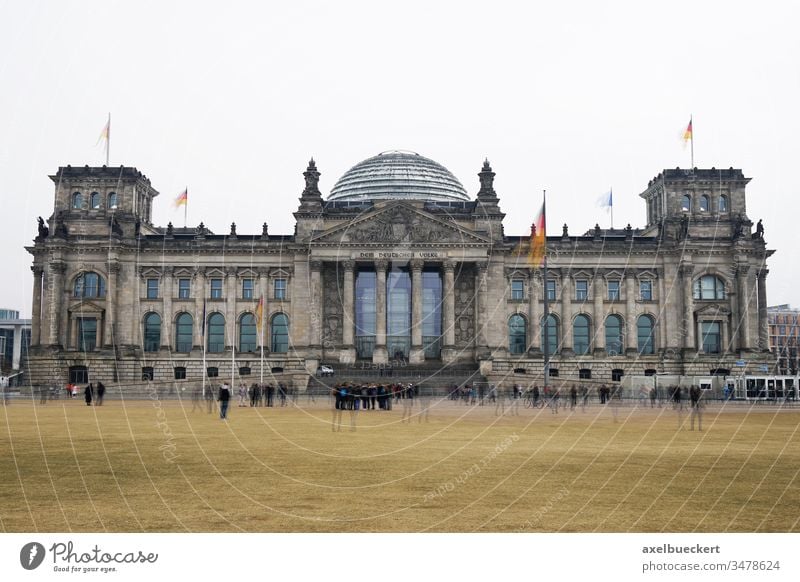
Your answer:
(596, 189), (612, 210)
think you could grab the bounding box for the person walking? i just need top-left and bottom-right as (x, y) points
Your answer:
(96, 381), (105, 405)
(239, 383), (248, 407)
(218, 382), (231, 420)
(84, 383), (94, 406)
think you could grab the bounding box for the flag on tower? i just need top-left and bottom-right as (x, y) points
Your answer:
(682, 118), (693, 145)
(529, 201), (547, 267)
(174, 188), (188, 208)
(596, 189), (612, 210)
(96, 113), (110, 165)
(255, 295), (264, 335)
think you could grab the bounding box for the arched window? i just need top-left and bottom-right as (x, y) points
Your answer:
(541, 314), (559, 355)
(681, 194), (691, 212)
(573, 314), (591, 355)
(271, 313), (289, 353)
(90, 192), (101, 209)
(605, 315), (624, 355)
(693, 275), (726, 300)
(72, 192), (83, 209)
(700, 194), (709, 212)
(143, 312), (161, 352)
(637, 315), (655, 355)
(175, 313), (193, 352)
(508, 314), (527, 355)
(207, 313), (225, 353)
(718, 195), (728, 213)
(239, 313), (257, 353)
(108, 192), (118, 209)
(73, 272), (106, 298)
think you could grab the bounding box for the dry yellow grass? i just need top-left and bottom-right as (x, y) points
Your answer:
(1, 396), (799, 532)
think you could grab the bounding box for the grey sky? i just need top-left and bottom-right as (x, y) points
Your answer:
(1, 0), (798, 317)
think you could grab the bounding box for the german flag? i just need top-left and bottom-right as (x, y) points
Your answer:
(529, 201), (546, 267)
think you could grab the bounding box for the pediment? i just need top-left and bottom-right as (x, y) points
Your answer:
(205, 268), (226, 278)
(571, 269), (594, 280)
(604, 269), (625, 280)
(173, 268), (194, 278)
(68, 299), (105, 313)
(637, 269), (658, 280)
(237, 268), (258, 278)
(311, 201), (490, 245)
(270, 268), (291, 278)
(695, 303), (731, 316)
(139, 267), (161, 278)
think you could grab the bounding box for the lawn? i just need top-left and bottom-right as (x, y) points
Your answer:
(1, 396), (798, 532)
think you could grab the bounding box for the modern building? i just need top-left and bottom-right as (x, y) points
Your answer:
(24, 152), (775, 390)
(768, 304), (799, 374)
(0, 308), (31, 382)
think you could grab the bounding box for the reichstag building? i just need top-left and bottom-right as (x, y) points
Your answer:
(25, 150), (774, 390)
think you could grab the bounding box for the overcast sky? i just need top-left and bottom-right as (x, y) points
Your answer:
(1, 0), (798, 317)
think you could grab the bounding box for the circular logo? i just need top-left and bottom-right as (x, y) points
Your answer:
(20, 542), (46, 570)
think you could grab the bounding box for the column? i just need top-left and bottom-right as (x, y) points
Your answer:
(561, 271), (573, 354)
(340, 261), (356, 364)
(624, 272), (637, 355)
(225, 267), (237, 350)
(258, 268), (269, 350)
(442, 261), (456, 361)
(681, 265), (695, 351)
(30, 265), (43, 347)
(373, 260), (388, 364)
(475, 261), (488, 356)
(735, 264), (750, 350)
(410, 259), (425, 364)
(193, 267), (206, 350)
(308, 260), (323, 352)
(162, 266), (173, 349)
(657, 271), (667, 353)
(757, 269), (769, 351)
(46, 261), (66, 346)
(528, 269), (541, 353)
(593, 275), (605, 354)
(104, 260), (120, 348)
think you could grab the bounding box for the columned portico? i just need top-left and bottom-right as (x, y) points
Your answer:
(30, 265), (43, 347)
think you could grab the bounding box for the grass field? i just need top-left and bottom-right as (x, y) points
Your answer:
(1, 395), (799, 532)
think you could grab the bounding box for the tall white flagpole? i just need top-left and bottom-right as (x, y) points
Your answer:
(106, 113), (110, 166)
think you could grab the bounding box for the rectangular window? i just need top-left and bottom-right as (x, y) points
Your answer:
(178, 278), (191, 299)
(206, 367), (219, 378)
(546, 280), (556, 301)
(77, 317), (97, 352)
(608, 281), (620, 301)
(701, 321), (722, 354)
(274, 278), (286, 300)
(210, 278), (223, 299)
(141, 367), (154, 381)
(146, 278), (159, 299)
(242, 278), (254, 299)
(575, 280), (588, 301)
(511, 279), (524, 300)
(640, 280), (652, 301)
(579, 368), (592, 379)
(174, 367), (186, 380)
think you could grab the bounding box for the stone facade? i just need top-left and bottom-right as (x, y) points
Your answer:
(24, 159), (775, 392)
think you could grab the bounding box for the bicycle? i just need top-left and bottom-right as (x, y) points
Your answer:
(523, 392), (544, 408)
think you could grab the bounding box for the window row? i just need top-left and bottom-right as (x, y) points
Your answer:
(144, 277), (287, 300)
(680, 193), (728, 213)
(510, 278), (654, 301)
(71, 191), (118, 210)
(508, 313), (657, 356)
(142, 312), (289, 353)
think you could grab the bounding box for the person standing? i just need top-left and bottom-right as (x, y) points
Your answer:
(96, 381), (105, 405)
(570, 385), (577, 410)
(218, 382), (231, 420)
(240, 383), (249, 407)
(690, 385), (704, 431)
(84, 383), (93, 406)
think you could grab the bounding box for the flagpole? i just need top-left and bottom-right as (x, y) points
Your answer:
(541, 190), (550, 394)
(690, 114), (694, 168)
(184, 186), (188, 228)
(106, 113), (110, 166)
(610, 187), (614, 230)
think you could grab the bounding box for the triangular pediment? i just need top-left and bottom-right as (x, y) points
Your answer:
(311, 201), (490, 245)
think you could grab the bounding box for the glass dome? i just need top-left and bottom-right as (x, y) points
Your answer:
(328, 150), (469, 203)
